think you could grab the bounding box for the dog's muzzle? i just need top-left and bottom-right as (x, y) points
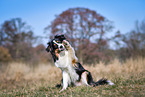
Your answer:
(53, 40), (65, 51)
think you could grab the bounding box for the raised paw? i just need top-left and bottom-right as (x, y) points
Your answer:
(62, 40), (71, 49)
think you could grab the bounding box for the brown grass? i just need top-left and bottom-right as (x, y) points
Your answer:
(1, 57), (145, 82)
(0, 57), (145, 96)
(0, 63), (61, 82)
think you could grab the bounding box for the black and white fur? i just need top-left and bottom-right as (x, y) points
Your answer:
(46, 34), (114, 92)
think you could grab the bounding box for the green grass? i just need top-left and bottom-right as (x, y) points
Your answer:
(1, 73), (145, 97)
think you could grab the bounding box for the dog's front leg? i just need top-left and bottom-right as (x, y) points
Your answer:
(63, 40), (78, 62)
(59, 71), (70, 92)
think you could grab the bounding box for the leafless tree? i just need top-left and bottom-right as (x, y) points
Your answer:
(117, 19), (145, 60)
(45, 7), (114, 63)
(0, 18), (36, 62)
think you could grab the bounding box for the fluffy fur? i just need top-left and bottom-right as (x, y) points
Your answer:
(46, 34), (114, 92)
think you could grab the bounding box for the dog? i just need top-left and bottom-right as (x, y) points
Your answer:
(46, 34), (114, 92)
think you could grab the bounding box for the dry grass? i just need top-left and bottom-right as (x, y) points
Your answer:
(0, 57), (145, 96)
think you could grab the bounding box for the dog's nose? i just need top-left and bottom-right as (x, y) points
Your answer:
(60, 45), (63, 48)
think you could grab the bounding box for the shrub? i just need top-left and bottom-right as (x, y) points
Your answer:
(0, 46), (12, 63)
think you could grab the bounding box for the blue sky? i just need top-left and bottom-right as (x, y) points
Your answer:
(0, 0), (145, 46)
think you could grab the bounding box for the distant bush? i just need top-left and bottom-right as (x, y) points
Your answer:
(34, 44), (53, 64)
(0, 46), (12, 63)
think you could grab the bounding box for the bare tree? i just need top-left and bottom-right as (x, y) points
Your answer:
(117, 19), (145, 60)
(0, 18), (36, 62)
(45, 7), (113, 63)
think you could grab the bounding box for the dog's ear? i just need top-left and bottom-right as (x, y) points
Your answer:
(55, 34), (66, 41)
(60, 34), (66, 40)
(46, 42), (51, 52)
(55, 34), (61, 38)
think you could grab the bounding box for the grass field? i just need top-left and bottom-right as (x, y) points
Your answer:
(0, 58), (145, 97)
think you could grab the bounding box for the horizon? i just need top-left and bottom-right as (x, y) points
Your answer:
(0, 0), (145, 48)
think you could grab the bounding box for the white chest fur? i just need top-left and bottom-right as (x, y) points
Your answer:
(55, 51), (79, 83)
(55, 51), (69, 68)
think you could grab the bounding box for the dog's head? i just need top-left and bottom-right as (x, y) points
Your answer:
(46, 34), (67, 62)
(46, 34), (66, 53)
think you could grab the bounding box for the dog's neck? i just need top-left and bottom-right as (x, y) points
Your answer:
(59, 51), (65, 57)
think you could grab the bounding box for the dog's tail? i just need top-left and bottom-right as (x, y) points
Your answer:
(93, 78), (114, 87)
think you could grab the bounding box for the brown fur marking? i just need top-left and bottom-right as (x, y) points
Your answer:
(72, 59), (77, 64)
(72, 59), (78, 68)
(55, 49), (59, 59)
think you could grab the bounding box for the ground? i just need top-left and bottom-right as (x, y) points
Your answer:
(0, 58), (145, 96)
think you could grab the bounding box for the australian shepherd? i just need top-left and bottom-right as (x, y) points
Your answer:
(46, 34), (114, 92)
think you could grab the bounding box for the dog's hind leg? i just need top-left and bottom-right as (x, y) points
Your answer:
(81, 71), (89, 86)
(81, 71), (95, 86)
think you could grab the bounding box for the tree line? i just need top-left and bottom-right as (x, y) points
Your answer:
(0, 8), (145, 65)
(0, 18), (51, 65)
